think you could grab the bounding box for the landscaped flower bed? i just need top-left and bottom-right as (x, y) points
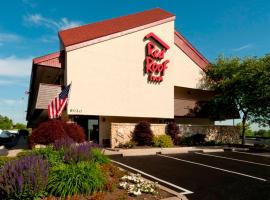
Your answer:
(0, 137), (173, 200)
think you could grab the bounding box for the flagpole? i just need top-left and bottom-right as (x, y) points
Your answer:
(65, 82), (72, 121)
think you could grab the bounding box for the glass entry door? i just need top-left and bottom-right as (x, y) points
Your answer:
(88, 118), (99, 143)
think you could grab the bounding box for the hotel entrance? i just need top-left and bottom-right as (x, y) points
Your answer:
(74, 116), (99, 143)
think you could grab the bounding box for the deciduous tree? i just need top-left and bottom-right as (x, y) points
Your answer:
(204, 55), (270, 144)
(0, 115), (13, 130)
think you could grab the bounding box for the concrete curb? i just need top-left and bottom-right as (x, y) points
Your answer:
(223, 147), (249, 152)
(104, 146), (225, 156)
(159, 184), (189, 200)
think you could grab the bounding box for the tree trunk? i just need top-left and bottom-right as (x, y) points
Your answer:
(241, 113), (247, 145)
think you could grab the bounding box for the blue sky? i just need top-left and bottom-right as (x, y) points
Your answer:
(0, 0), (269, 128)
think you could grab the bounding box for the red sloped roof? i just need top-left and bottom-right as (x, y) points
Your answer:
(59, 8), (175, 47)
(174, 30), (209, 70)
(33, 51), (64, 68)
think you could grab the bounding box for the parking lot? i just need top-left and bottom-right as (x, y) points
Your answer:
(110, 151), (270, 200)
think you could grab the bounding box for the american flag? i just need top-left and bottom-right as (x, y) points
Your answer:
(48, 84), (71, 119)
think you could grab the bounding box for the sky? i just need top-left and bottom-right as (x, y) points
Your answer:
(0, 0), (269, 129)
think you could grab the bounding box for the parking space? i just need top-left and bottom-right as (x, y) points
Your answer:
(209, 151), (270, 164)
(110, 151), (270, 200)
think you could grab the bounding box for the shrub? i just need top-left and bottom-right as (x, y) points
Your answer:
(180, 133), (206, 146)
(63, 122), (86, 143)
(254, 129), (270, 137)
(18, 129), (29, 137)
(33, 145), (64, 166)
(16, 150), (32, 158)
(204, 140), (218, 146)
(165, 122), (180, 144)
(91, 148), (110, 164)
(29, 120), (86, 148)
(47, 162), (106, 197)
(29, 120), (66, 148)
(0, 155), (49, 199)
(152, 135), (174, 148)
(0, 156), (16, 168)
(132, 121), (153, 146)
(116, 141), (136, 149)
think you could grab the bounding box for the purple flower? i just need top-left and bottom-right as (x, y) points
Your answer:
(0, 155), (49, 198)
(17, 175), (23, 192)
(53, 137), (75, 150)
(63, 141), (100, 163)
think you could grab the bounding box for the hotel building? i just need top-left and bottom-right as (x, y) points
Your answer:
(27, 8), (235, 147)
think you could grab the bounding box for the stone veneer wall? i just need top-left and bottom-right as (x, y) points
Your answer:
(111, 123), (166, 148)
(110, 123), (240, 148)
(178, 125), (241, 144)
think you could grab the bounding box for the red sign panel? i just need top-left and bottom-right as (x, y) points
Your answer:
(144, 32), (170, 83)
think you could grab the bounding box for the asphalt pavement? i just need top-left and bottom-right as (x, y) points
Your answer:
(110, 151), (270, 200)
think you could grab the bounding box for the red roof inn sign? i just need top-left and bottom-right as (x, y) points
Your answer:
(144, 32), (170, 83)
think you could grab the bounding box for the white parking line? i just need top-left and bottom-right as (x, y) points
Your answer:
(110, 159), (194, 195)
(158, 154), (267, 182)
(195, 152), (270, 167)
(233, 151), (270, 158)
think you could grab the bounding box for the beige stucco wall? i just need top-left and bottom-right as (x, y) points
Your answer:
(172, 46), (205, 89)
(66, 21), (175, 119)
(66, 19), (207, 119)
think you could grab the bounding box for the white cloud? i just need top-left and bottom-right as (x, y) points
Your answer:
(39, 35), (58, 43)
(24, 14), (81, 31)
(0, 56), (32, 77)
(232, 44), (253, 52)
(22, 0), (37, 7)
(0, 33), (22, 43)
(0, 98), (27, 123)
(0, 99), (17, 106)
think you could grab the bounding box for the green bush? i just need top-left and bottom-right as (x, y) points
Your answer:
(47, 162), (106, 197)
(33, 146), (64, 166)
(165, 122), (180, 144)
(91, 148), (110, 164)
(180, 134), (206, 146)
(0, 156), (16, 168)
(16, 150), (32, 158)
(117, 141), (136, 148)
(152, 135), (173, 148)
(254, 129), (270, 137)
(204, 140), (219, 146)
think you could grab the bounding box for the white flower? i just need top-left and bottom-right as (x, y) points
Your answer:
(119, 173), (158, 196)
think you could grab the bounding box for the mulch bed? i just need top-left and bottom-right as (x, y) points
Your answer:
(43, 185), (173, 200)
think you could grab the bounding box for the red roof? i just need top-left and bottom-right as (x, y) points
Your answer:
(59, 8), (175, 47)
(174, 30), (209, 70)
(33, 51), (64, 68)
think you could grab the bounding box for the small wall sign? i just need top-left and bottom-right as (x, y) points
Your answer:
(69, 108), (82, 113)
(144, 32), (170, 83)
